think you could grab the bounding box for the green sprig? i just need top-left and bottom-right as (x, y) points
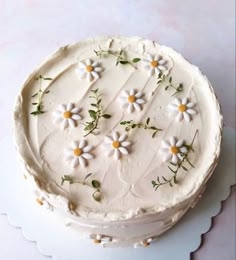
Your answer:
(120, 117), (162, 138)
(61, 173), (103, 202)
(84, 89), (111, 137)
(157, 73), (184, 96)
(31, 75), (52, 116)
(94, 47), (141, 68)
(152, 129), (198, 190)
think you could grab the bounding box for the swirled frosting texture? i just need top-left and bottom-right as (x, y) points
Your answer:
(13, 36), (223, 222)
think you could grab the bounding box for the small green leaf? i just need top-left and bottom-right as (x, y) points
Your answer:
(152, 131), (157, 138)
(169, 77), (172, 83)
(83, 173), (93, 183)
(182, 165), (188, 171)
(120, 121), (126, 125)
(165, 86), (169, 91)
(32, 103), (38, 105)
(92, 191), (102, 202)
(146, 117), (150, 125)
(119, 61), (129, 65)
(132, 58), (141, 63)
(91, 180), (101, 189)
(44, 77), (53, 81)
(84, 123), (94, 131)
(162, 176), (168, 182)
(88, 110), (97, 119)
(131, 124), (137, 129)
(45, 90), (50, 94)
(151, 180), (156, 187)
(102, 114), (112, 119)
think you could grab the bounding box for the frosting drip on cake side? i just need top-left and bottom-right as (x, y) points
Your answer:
(13, 36), (223, 222)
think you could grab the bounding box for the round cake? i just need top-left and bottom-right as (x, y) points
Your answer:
(13, 36), (223, 248)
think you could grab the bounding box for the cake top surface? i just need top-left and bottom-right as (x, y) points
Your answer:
(14, 36), (222, 221)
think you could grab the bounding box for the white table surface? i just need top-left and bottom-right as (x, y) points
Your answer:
(0, 1), (235, 259)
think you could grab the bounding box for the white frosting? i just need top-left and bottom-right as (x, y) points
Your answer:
(13, 36), (223, 247)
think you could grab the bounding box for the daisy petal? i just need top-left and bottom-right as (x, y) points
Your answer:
(65, 154), (73, 161)
(136, 98), (145, 104)
(149, 68), (155, 76)
(61, 119), (69, 130)
(154, 68), (160, 75)
(177, 112), (184, 121)
(176, 140), (184, 147)
(182, 98), (188, 105)
(79, 72), (87, 79)
(81, 153), (94, 160)
(168, 104), (178, 111)
(187, 102), (194, 108)
(86, 59), (92, 65)
(79, 62), (86, 68)
(158, 65), (166, 71)
(119, 147), (128, 155)
(171, 154), (178, 164)
(71, 141), (78, 149)
(105, 136), (113, 144)
(91, 71), (99, 80)
(106, 149), (114, 156)
(183, 112), (191, 122)
(59, 104), (66, 112)
(158, 59), (166, 65)
(147, 54), (154, 61)
(92, 61), (99, 67)
(72, 114), (82, 120)
(67, 103), (73, 111)
(144, 64), (151, 70)
(170, 137), (176, 146)
(133, 103), (142, 111)
(130, 89), (135, 96)
(68, 118), (76, 128)
(180, 147), (188, 154)
(118, 133), (127, 142)
(114, 149), (121, 160)
(135, 92), (143, 98)
(87, 73), (93, 82)
(79, 156), (87, 167)
(71, 107), (80, 113)
(112, 132), (119, 141)
(174, 98), (181, 105)
(163, 153), (172, 162)
(79, 140), (86, 149)
(187, 109), (196, 115)
(83, 145), (93, 153)
(128, 103), (134, 113)
(71, 158), (79, 168)
(122, 90), (129, 97)
(121, 141), (131, 147)
(94, 67), (103, 72)
(159, 148), (169, 153)
(161, 140), (171, 148)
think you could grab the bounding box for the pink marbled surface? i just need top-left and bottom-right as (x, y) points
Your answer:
(0, 1), (235, 259)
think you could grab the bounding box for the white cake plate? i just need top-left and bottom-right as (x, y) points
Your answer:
(0, 127), (235, 260)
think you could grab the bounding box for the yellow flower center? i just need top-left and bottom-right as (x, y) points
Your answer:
(170, 146), (179, 154)
(178, 104), (187, 112)
(86, 65), (94, 72)
(150, 60), (158, 67)
(63, 111), (72, 119)
(93, 239), (101, 244)
(36, 198), (44, 206)
(112, 141), (120, 149)
(73, 148), (83, 156)
(128, 95), (136, 103)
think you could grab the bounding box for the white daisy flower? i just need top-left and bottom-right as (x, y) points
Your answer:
(103, 132), (131, 160)
(53, 103), (82, 130)
(168, 98), (197, 122)
(143, 53), (168, 76)
(65, 140), (94, 168)
(119, 89), (146, 113)
(77, 59), (103, 82)
(159, 136), (188, 164)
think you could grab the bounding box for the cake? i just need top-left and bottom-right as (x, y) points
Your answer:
(13, 36), (223, 248)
